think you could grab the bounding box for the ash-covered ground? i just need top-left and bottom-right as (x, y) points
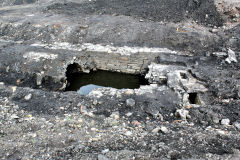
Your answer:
(0, 0), (240, 159)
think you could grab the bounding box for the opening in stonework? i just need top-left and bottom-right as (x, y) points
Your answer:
(65, 63), (149, 95)
(188, 93), (201, 105)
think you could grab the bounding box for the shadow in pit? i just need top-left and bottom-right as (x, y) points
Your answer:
(65, 63), (149, 94)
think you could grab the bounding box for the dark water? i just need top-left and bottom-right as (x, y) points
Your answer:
(66, 70), (148, 95)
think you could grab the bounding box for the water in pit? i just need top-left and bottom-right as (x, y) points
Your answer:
(66, 70), (148, 95)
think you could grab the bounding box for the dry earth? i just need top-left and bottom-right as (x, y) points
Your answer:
(0, 0), (240, 159)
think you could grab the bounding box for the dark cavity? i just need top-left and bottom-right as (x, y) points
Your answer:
(188, 93), (201, 104)
(65, 64), (148, 95)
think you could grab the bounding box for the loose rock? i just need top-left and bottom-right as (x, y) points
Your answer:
(98, 154), (110, 160)
(126, 98), (135, 107)
(233, 122), (240, 131)
(221, 118), (230, 125)
(175, 109), (189, 120)
(160, 126), (168, 134)
(24, 94), (32, 101)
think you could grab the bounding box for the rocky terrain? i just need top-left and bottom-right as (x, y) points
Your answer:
(0, 0), (240, 159)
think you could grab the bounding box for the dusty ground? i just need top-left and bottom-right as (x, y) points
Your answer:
(0, 0), (240, 159)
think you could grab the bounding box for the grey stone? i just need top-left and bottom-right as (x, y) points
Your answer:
(212, 116), (220, 124)
(152, 127), (161, 133)
(160, 126), (168, 134)
(225, 48), (237, 63)
(233, 122), (240, 131)
(126, 98), (135, 107)
(24, 93), (32, 101)
(175, 109), (189, 120)
(10, 114), (19, 119)
(221, 118), (230, 125)
(125, 131), (133, 136)
(101, 148), (110, 154)
(98, 154), (110, 160)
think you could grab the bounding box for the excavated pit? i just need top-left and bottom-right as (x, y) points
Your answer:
(0, 0), (240, 159)
(65, 63), (149, 95)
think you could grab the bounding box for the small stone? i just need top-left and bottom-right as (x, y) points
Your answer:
(24, 94), (32, 101)
(211, 28), (218, 33)
(10, 114), (19, 119)
(93, 99), (98, 105)
(132, 120), (140, 126)
(221, 118), (230, 125)
(98, 154), (110, 160)
(101, 148), (110, 154)
(175, 109), (189, 120)
(0, 82), (4, 87)
(217, 130), (227, 135)
(125, 89), (134, 95)
(160, 126), (168, 134)
(16, 79), (21, 85)
(126, 98), (135, 107)
(110, 112), (120, 120)
(6, 66), (9, 72)
(125, 112), (133, 117)
(152, 127), (161, 133)
(233, 122), (240, 131)
(212, 116), (220, 124)
(10, 86), (17, 92)
(125, 131), (132, 136)
(225, 48), (237, 63)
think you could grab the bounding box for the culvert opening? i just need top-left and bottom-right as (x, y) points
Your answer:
(188, 93), (201, 105)
(65, 64), (149, 95)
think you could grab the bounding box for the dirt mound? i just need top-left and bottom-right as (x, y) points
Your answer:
(45, 0), (223, 26)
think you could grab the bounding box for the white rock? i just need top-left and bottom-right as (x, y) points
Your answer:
(233, 122), (240, 131)
(125, 131), (132, 136)
(175, 109), (189, 120)
(24, 94), (32, 101)
(221, 118), (230, 125)
(225, 48), (237, 63)
(152, 127), (161, 133)
(10, 114), (19, 119)
(101, 148), (110, 154)
(160, 126), (168, 134)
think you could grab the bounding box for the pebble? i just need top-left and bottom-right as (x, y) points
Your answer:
(126, 98), (135, 107)
(0, 82), (4, 87)
(24, 93), (32, 101)
(212, 116), (220, 124)
(110, 112), (120, 120)
(152, 126), (168, 134)
(98, 154), (110, 160)
(125, 112), (133, 117)
(175, 109), (189, 120)
(152, 127), (161, 133)
(217, 130), (227, 135)
(93, 99), (98, 105)
(211, 28), (218, 33)
(125, 89), (134, 95)
(160, 126), (168, 134)
(221, 118), (230, 125)
(11, 86), (17, 92)
(101, 148), (110, 154)
(10, 114), (19, 119)
(233, 122), (240, 131)
(125, 131), (132, 136)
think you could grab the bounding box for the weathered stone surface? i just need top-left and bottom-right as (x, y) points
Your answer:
(0, 0), (240, 160)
